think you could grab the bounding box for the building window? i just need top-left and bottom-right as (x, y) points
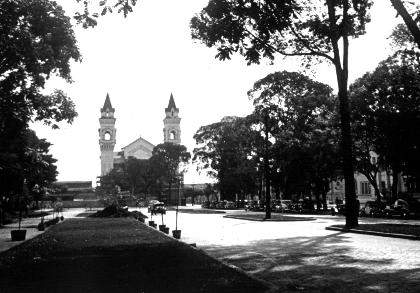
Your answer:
(104, 132), (111, 141)
(371, 156), (377, 164)
(360, 181), (371, 195)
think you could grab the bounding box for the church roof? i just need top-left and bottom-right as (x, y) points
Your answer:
(102, 93), (114, 112)
(165, 93), (178, 112)
(121, 136), (155, 151)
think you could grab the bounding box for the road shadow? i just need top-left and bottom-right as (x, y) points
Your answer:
(202, 232), (420, 292)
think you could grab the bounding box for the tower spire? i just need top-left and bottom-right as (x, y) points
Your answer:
(99, 93), (116, 176)
(102, 93), (114, 112)
(163, 92), (181, 144)
(166, 93), (178, 112)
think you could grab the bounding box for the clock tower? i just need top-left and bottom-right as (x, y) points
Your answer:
(163, 93), (181, 144)
(99, 93), (116, 176)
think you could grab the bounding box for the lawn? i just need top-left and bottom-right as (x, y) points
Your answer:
(332, 223), (420, 237)
(176, 208), (226, 214)
(224, 213), (316, 221)
(0, 217), (269, 293)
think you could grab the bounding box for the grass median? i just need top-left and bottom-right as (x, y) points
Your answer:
(330, 223), (420, 237)
(0, 217), (269, 293)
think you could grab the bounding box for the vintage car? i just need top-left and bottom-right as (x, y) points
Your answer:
(383, 199), (420, 219)
(274, 200), (293, 213)
(359, 200), (386, 217)
(148, 201), (166, 215)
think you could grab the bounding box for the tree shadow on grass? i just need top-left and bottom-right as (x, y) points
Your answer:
(202, 232), (420, 292)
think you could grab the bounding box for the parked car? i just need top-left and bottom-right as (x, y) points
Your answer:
(359, 200), (386, 217)
(383, 199), (420, 219)
(274, 200), (293, 213)
(245, 200), (265, 211)
(148, 201), (166, 215)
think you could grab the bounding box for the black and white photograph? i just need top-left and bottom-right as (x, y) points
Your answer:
(1, 0), (420, 292)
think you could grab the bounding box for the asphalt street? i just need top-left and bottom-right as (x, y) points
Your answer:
(144, 207), (420, 292)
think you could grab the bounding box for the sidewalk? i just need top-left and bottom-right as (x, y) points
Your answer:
(0, 208), (87, 253)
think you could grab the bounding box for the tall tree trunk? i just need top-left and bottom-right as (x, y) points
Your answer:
(327, 0), (358, 227)
(264, 113), (271, 219)
(391, 165), (399, 200)
(322, 192), (328, 210)
(390, 0), (420, 49)
(168, 179), (172, 204)
(338, 81), (358, 227)
(315, 189), (321, 210)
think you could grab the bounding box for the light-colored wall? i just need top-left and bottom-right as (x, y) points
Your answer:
(100, 150), (114, 176)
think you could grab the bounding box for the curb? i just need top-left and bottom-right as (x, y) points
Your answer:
(326, 226), (420, 241)
(224, 215), (316, 222)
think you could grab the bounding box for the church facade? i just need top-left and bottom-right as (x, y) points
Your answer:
(98, 93), (181, 176)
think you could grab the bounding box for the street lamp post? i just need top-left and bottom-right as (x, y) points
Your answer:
(172, 176), (182, 239)
(176, 176), (180, 230)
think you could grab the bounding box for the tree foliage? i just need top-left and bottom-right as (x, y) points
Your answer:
(73, 0), (138, 28)
(249, 71), (339, 209)
(193, 71), (340, 209)
(350, 56), (420, 198)
(389, 0), (420, 49)
(191, 0), (371, 65)
(193, 116), (259, 201)
(0, 129), (57, 222)
(97, 144), (190, 203)
(191, 0), (373, 227)
(151, 143), (191, 202)
(0, 0), (80, 209)
(0, 0), (80, 129)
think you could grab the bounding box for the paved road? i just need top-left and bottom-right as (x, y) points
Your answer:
(4, 207), (419, 291)
(143, 207), (420, 292)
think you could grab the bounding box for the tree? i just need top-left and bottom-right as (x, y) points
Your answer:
(248, 71), (339, 210)
(0, 0), (80, 129)
(0, 0), (80, 207)
(350, 85), (384, 200)
(193, 116), (258, 201)
(0, 129), (58, 224)
(203, 183), (215, 202)
(191, 0), (373, 227)
(125, 157), (149, 195)
(23, 130), (58, 200)
(72, 0), (139, 28)
(350, 56), (420, 199)
(151, 143), (191, 204)
(389, 0), (420, 49)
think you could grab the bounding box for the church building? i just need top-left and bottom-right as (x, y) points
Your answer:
(98, 93), (181, 176)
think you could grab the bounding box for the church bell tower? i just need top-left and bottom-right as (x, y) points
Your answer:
(163, 93), (181, 144)
(99, 93), (116, 176)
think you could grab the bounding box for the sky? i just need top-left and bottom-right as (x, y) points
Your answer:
(31, 0), (402, 185)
